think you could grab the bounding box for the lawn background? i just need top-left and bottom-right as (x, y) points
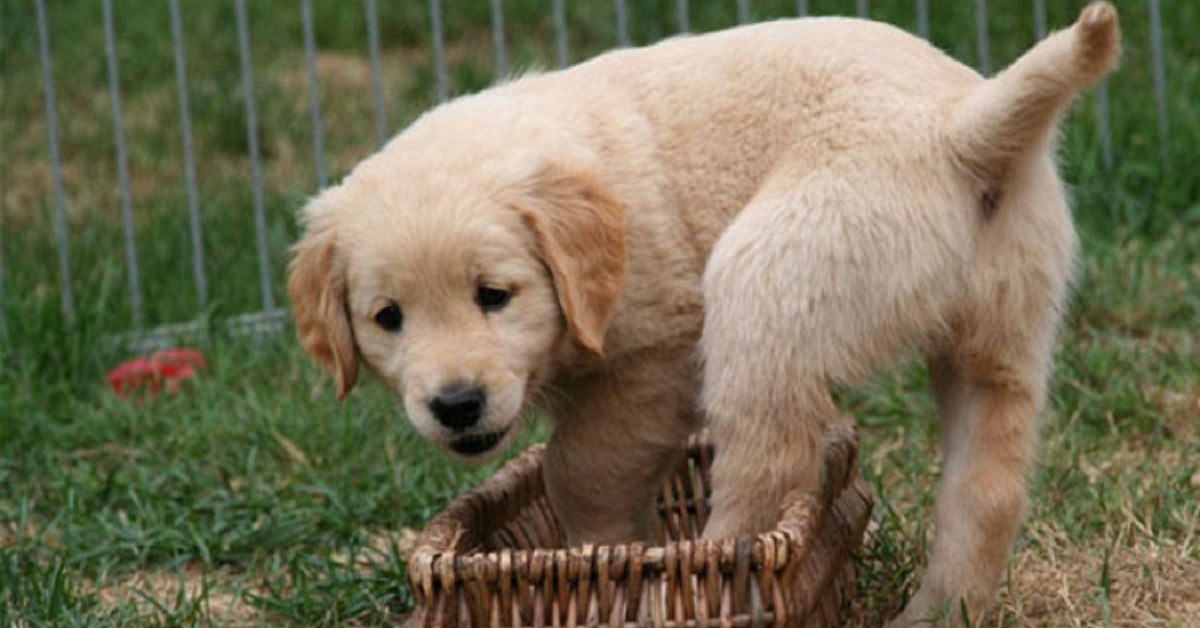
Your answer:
(1, 0), (1197, 625)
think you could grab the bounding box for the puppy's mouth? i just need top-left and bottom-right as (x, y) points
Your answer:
(448, 429), (509, 456)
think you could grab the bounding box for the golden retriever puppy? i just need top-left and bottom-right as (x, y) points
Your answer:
(289, 4), (1119, 624)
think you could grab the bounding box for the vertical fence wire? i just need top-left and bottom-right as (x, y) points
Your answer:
(737, 0), (751, 25)
(489, 0), (509, 79)
(301, 0), (328, 188)
(797, 0), (808, 17)
(974, 0), (991, 75)
(1148, 0), (1168, 162)
(429, 0), (448, 102)
(169, 0), (208, 310)
(677, 0), (689, 32)
(0, 75), (4, 333)
(916, 0), (929, 39)
(35, 0), (75, 322)
(103, 0), (144, 330)
(615, 0), (630, 46)
(364, 0), (388, 148)
(0, 196), (5, 336)
(553, 0), (569, 68)
(234, 0), (274, 312)
(1097, 80), (1114, 169)
(856, 0), (868, 18)
(1033, 0), (1046, 40)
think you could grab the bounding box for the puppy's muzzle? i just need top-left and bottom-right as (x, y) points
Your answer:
(429, 383), (486, 431)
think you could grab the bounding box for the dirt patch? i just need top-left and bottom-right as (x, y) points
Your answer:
(90, 529), (418, 624)
(331, 527), (420, 573)
(994, 531), (1200, 626)
(0, 520), (40, 549)
(277, 50), (407, 94)
(1150, 385), (1200, 442)
(94, 565), (263, 626)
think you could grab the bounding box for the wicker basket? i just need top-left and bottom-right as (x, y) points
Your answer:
(408, 427), (872, 627)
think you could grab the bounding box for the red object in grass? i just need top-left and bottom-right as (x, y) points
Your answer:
(107, 348), (208, 398)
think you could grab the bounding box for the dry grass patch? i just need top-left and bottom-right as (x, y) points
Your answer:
(330, 528), (419, 574)
(995, 526), (1200, 626)
(94, 566), (263, 626)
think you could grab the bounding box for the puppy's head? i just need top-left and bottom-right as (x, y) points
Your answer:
(288, 159), (625, 461)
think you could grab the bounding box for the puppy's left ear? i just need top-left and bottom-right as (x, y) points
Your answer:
(288, 195), (359, 399)
(516, 165), (627, 356)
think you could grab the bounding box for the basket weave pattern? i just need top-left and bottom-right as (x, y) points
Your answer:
(409, 429), (872, 627)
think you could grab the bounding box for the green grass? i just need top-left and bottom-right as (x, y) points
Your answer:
(2, 0), (1198, 625)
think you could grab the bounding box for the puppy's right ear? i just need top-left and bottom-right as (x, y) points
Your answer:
(515, 164), (626, 356)
(288, 196), (359, 399)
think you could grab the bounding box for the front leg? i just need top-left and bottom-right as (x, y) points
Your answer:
(542, 357), (701, 545)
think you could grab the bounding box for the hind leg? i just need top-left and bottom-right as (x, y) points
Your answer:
(892, 313), (1059, 626)
(890, 151), (1075, 625)
(700, 171), (964, 539)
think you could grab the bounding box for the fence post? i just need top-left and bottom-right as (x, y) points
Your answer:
(35, 0), (75, 323)
(615, 0), (630, 45)
(301, 0), (328, 188)
(916, 0), (929, 39)
(738, 0), (751, 25)
(169, 0), (209, 310)
(364, 0), (389, 148)
(1033, 0), (1046, 40)
(234, 0), (275, 312)
(429, 0), (448, 102)
(1096, 80), (1114, 170)
(0, 207), (6, 338)
(490, 0), (509, 79)
(677, 0), (690, 32)
(553, 0), (570, 68)
(1147, 0), (1168, 163)
(975, 0), (991, 75)
(103, 0), (145, 330)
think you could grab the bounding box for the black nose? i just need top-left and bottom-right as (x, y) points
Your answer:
(429, 384), (486, 431)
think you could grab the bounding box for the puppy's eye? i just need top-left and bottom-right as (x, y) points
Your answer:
(475, 286), (512, 313)
(374, 305), (404, 332)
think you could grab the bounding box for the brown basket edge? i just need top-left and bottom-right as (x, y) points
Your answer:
(408, 425), (867, 592)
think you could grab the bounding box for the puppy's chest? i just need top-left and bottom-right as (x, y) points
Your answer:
(607, 269), (705, 357)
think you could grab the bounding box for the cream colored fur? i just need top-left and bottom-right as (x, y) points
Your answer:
(288, 4), (1120, 624)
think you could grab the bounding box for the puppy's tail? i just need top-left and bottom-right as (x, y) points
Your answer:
(948, 2), (1119, 181)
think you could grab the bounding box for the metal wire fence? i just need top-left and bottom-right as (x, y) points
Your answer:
(7, 0), (1177, 350)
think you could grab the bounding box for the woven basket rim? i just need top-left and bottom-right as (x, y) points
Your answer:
(408, 425), (861, 586)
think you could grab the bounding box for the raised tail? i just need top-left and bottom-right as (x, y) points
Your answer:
(949, 2), (1120, 181)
